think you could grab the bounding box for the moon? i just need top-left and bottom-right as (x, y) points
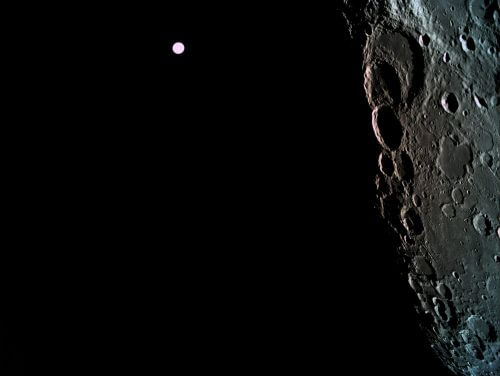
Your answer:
(172, 41), (185, 55)
(342, 1), (499, 375)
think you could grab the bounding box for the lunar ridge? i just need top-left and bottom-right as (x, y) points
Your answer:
(342, 1), (500, 375)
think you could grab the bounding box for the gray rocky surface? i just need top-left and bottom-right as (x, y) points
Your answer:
(342, 1), (499, 375)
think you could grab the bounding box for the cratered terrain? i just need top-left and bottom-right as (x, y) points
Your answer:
(342, 1), (500, 375)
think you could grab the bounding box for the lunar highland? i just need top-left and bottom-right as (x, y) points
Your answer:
(342, 1), (500, 375)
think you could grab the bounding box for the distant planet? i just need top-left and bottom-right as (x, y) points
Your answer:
(172, 42), (185, 55)
(342, 1), (499, 375)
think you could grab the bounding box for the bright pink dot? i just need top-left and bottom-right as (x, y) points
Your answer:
(172, 42), (185, 55)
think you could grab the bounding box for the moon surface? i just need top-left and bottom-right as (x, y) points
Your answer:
(342, 1), (499, 375)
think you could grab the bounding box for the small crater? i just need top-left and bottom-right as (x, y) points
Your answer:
(433, 298), (448, 321)
(378, 152), (394, 177)
(408, 274), (422, 293)
(465, 343), (484, 360)
(451, 187), (464, 204)
(441, 92), (459, 114)
(436, 282), (452, 299)
(460, 35), (476, 52)
(412, 194), (422, 207)
(364, 24), (372, 36)
(470, 0), (498, 27)
(371, 106), (403, 151)
(472, 213), (493, 236)
(419, 34), (430, 47)
(400, 206), (423, 236)
(443, 52), (450, 63)
(473, 93), (488, 109)
(480, 152), (493, 167)
(441, 203), (456, 218)
(466, 37), (475, 51)
(395, 151), (414, 181)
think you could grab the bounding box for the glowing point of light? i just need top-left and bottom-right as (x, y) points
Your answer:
(172, 42), (185, 55)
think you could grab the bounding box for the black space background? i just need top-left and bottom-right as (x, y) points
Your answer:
(1, 6), (457, 376)
(159, 5), (456, 376)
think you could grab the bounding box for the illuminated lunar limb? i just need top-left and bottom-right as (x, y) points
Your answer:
(342, 1), (500, 375)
